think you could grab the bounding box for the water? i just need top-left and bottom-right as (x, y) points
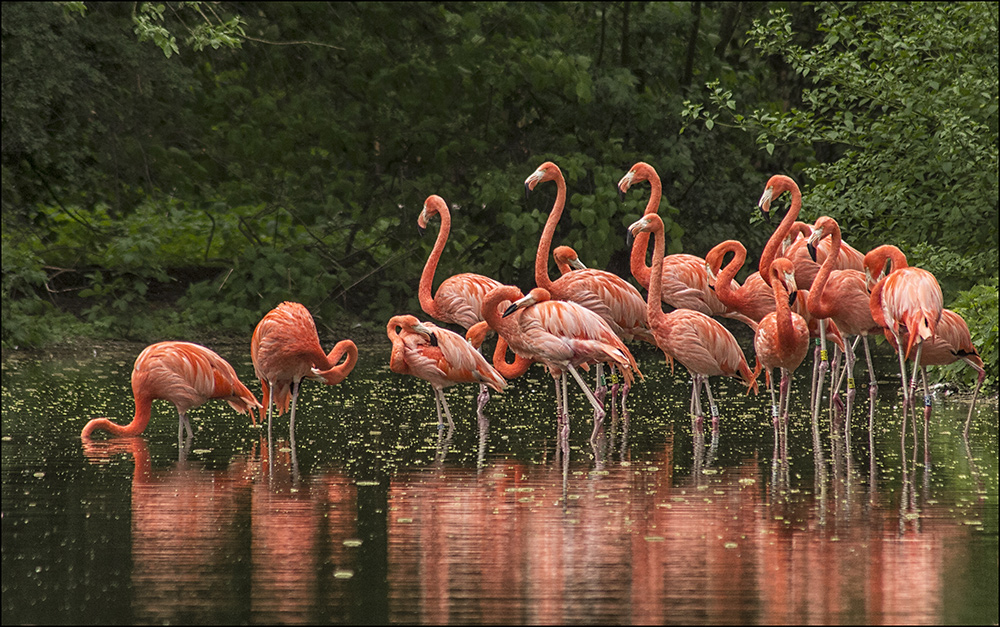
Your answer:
(2, 340), (997, 624)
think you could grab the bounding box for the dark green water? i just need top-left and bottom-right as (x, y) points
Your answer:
(2, 340), (997, 624)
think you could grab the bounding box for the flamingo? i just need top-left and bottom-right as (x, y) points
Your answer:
(884, 309), (985, 437)
(618, 161), (758, 332)
(81, 341), (261, 440)
(417, 194), (506, 416)
(864, 245), (944, 425)
(806, 216), (883, 438)
(466, 319), (533, 381)
(525, 161), (653, 419)
(705, 239), (847, 356)
(757, 174), (860, 420)
(251, 302), (358, 442)
(628, 213), (758, 430)
(480, 284), (640, 445)
(553, 245), (586, 275)
(753, 258), (810, 455)
(386, 314), (506, 431)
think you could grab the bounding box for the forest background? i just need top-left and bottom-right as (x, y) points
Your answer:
(2, 1), (997, 390)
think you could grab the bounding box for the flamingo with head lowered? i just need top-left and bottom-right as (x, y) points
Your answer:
(387, 314), (506, 432)
(251, 302), (358, 443)
(81, 341), (261, 441)
(864, 245), (943, 438)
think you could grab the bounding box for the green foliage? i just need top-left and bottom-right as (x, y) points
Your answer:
(1, 1), (996, 395)
(945, 278), (999, 389)
(687, 2), (998, 289)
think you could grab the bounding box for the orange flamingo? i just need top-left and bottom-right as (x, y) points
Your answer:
(883, 309), (984, 437)
(418, 194), (506, 415)
(466, 319), (534, 381)
(864, 245), (944, 423)
(705, 239), (846, 354)
(251, 302), (358, 441)
(753, 258), (810, 454)
(628, 213), (758, 430)
(553, 245), (586, 275)
(481, 284), (640, 445)
(618, 162), (757, 332)
(387, 314), (506, 431)
(525, 161), (653, 418)
(806, 216), (883, 437)
(81, 341), (260, 439)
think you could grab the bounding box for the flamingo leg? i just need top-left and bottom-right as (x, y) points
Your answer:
(964, 363), (985, 439)
(813, 319), (831, 428)
(477, 384), (490, 423)
(288, 379), (301, 441)
(890, 328), (911, 411)
(703, 377), (720, 432)
(177, 410), (194, 441)
(561, 364), (605, 442)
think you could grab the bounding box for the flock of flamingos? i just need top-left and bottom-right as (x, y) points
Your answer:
(80, 161), (986, 457)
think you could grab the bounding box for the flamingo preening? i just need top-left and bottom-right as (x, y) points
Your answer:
(251, 302), (358, 442)
(387, 314), (506, 431)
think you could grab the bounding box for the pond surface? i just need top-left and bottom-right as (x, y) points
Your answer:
(2, 339), (997, 624)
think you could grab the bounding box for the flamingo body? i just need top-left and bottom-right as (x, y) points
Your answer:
(251, 302), (358, 434)
(81, 341), (260, 439)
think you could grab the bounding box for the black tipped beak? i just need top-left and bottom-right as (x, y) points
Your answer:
(788, 291), (798, 308)
(807, 242), (817, 262)
(502, 303), (518, 318)
(626, 229), (635, 248)
(429, 333), (439, 347)
(759, 207), (770, 221)
(524, 182), (532, 201)
(617, 187), (627, 202)
(417, 224), (426, 237)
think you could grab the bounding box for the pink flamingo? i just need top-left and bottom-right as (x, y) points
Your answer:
(81, 341), (260, 440)
(251, 302), (358, 441)
(525, 161), (653, 419)
(864, 245), (944, 429)
(753, 258), (811, 454)
(618, 162), (757, 332)
(884, 309), (985, 437)
(806, 216), (883, 437)
(387, 314), (506, 431)
(628, 213), (758, 431)
(418, 194), (506, 415)
(480, 284), (640, 445)
(705, 239), (846, 355)
(553, 245), (586, 275)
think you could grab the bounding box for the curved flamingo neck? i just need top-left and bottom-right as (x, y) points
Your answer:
(759, 178), (802, 285)
(491, 337), (532, 378)
(81, 395), (153, 438)
(808, 221), (842, 321)
(316, 340), (358, 385)
(534, 171), (567, 290)
(419, 206), (453, 318)
(629, 170), (663, 288)
(712, 241), (747, 310)
(482, 286), (526, 332)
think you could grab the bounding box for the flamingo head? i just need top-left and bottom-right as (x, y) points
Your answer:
(626, 213), (663, 247)
(553, 245), (586, 271)
(806, 216), (839, 261)
(418, 194), (447, 234)
(758, 174), (797, 218)
(771, 258), (799, 306)
(503, 287), (551, 317)
(524, 161), (561, 197)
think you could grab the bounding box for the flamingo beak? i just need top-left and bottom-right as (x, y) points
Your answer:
(502, 303), (519, 318)
(757, 186), (773, 219)
(417, 208), (428, 236)
(807, 242), (818, 261)
(617, 171), (634, 201)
